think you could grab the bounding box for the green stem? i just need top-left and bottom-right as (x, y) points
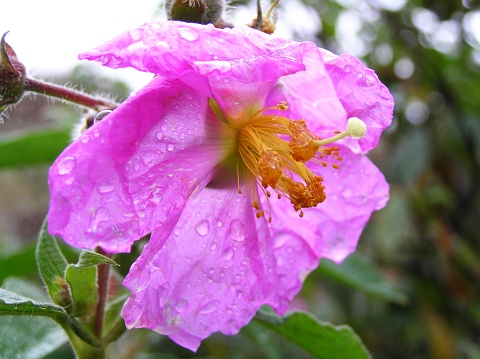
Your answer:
(24, 77), (118, 111)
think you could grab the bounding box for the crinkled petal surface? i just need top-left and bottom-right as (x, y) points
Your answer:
(79, 22), (306, 84)
(265, 44), (393, 153)
(267, 149), (389, 263)
(122, 176), (319, 351)
(54, 20), (396, 351)
(48, 77), (232, 253)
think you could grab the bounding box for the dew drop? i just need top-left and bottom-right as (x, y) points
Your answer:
(166, 143), (175, 152)
(93, 129), (100, 138)
(195, 220), (209, 236)
(57, 157), (76, 175)
(178, 27), (200, 42)
(178, 133), (186, 140)
(222, 247), (235, 261)
(216, 219), (223, 228)
(81, 135), (89, 143)
(228, 220), (245, 242)
(210, 242), (217, 251)
(175, 299), (188, 313)
(129, 28), (144, 40)
(174, 226), (182, 236)
(155, 131), (164, 140)
(97, 183), (115, 194)
(199, 300), (219, 314)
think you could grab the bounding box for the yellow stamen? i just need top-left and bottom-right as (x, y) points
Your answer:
(209, 98), (367, 219)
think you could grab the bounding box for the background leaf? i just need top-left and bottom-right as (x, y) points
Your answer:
(317, 253), (408, 305)
(0, 278), (69, 359)
(256, 309), (371, 359)
(0, 128), (70, 168)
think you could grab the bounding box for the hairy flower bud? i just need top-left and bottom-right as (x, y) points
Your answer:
(0, 32), (26, 113)
(167, 0), (227, 26)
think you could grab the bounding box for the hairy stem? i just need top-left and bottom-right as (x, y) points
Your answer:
(94, 247), (111, 340)
(24, 77), (118, 111)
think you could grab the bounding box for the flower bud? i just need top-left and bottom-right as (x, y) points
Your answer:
(0, 32), (26, 113)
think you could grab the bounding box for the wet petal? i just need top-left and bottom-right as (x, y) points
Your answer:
(266, 44), (393, 153)
(80, 22), (305, 84)
(48, 77), (232, 253)
(267, 149), (389, 263)
(122, 175), (314, 350)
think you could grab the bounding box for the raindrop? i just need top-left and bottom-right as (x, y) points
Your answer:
(93, 129), (100, 138)
(129, 28), (144, 41)
(81, 135), (90, 144)
(222, 247), (235, 261)
(228, 220), (245, 242)
(195, 220), (209, 236)
(216, 219), (223, 228)
(174, 227), (182, 236)
(97, 183), (115, 194)
(199, 300), (219, 314)
(57, 157), (76, 175)
(166, 143), (175, 152)
(178, 27), (200, 42)
(155, 131), (164, 141)
(175, 299), (188, 313)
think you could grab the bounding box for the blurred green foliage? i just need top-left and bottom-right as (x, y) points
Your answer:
(1, 0), (480, 358)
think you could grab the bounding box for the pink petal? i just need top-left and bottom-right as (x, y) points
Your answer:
(265, 44), (393, 154)
(79, 22), (306, 84)
(121, 176), (319, 351)
(324, 52), (394, 152)
(267, 149), (389, 263)
(48, 77), (231, 253)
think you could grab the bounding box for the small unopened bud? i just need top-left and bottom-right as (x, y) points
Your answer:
(0, 32), (26, 113)
(169, 0), (207, 23)
(346, 117), (367, 139)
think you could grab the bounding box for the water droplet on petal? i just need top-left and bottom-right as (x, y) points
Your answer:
(199, 300), (219, 314)
(195, 220), (209, 236)
(97, 183), (115, 194)
(175, 299), (188, 313)
(222, 247), (235, 261)
(228, 220), (245, 242)
(81, 135), (89, 143)
(155, 131), (164, 141)
(166, 143), (175, 152)
(216, 219), (223, 228)
(174, 227), (182, 236)
(178, 27), (199, 42)
(57, 157), (76, 175)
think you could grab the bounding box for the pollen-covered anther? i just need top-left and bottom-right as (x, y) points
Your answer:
(259, 149), (283, 188)
(288, 120), (320, 162)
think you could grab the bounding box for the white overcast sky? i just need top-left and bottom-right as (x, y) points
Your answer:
(1, 0), (162, 88)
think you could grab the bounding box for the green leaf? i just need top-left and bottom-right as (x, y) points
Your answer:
(0, 244), (37, 284)
(64, 250), (116, 321)
(0, 286), (100, 348)
(0, 278), (69, 359)
(256, 309), (371, 359)
(75, 250), (118, 268)
(0, 128), (71, 168)
(35, 219), (71, 306)
(65, 264), (98, 320)
(317, 253), (408, 305)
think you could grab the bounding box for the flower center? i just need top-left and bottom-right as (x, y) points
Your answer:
(209, 98), (366, 221)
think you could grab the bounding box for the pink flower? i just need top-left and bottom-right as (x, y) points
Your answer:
(48, 21), (393, 351)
